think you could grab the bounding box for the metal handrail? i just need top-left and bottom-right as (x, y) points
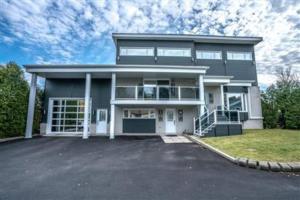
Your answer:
(196, 108), (243, 136)
(116, 85), (199, 100)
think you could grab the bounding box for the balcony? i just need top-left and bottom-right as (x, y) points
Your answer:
(116, 86), (199, 101)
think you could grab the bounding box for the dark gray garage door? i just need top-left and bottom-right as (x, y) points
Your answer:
(123, 119), (156, 133)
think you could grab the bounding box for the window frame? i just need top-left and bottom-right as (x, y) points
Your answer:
(157, 47), (192, 57)
(225, 93), (247, 111)
(226, 51), (253, 61)
(47, 98), (92, 134)
(119, 46), (154, 56)
(196, 50), (222, 60)
(123, 108), (156, 119)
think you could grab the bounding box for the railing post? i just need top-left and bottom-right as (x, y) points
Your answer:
(156, 86), (159, 100)
(193, 117), (196, 135)
(135, 86), (138, 100)
(220, 84), (224, 110)
(199, 117), (202, 136)
(238, 111), (240, 123)
(214, 110), (217, 123)
(178, 86), (181, 100)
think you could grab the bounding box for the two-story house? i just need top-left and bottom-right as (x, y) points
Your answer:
(24, 33), (263, 139)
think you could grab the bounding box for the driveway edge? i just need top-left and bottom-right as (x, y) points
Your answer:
(186, 135), (300, 173)
(0, 134), (40, 143)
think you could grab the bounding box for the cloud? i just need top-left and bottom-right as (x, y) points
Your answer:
(0, 0), (299, 86)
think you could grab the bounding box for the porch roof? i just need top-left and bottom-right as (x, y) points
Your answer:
(24, 64), (209, 78)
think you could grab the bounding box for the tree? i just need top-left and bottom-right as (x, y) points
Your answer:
(0, 62), (42, 138)
(261, 85), (278, 128)
(261, 67), (300, 129)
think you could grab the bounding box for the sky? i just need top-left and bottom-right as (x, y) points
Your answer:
(0, 0), (299, 89)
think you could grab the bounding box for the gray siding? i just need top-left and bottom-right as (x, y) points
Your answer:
(43, 78), (111, 123)
(115, 39), (258, 85)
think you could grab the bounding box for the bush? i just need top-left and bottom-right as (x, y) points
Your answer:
(0, 62), (42, 138)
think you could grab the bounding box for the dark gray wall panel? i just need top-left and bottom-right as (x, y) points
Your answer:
(123, 119), (156, 133)
(228, 124), (243, 135)
(43, 78), (111, 123)
(224, 86), (248, 93)
(215, 124), (229, 136)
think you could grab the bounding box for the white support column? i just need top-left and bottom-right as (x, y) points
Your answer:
(83, 73), (91, 139)
(25, 74), (37, 139)
(198, 74), (205, 116)
(110, 73), (116, 139)
(220, 84), (224, 110)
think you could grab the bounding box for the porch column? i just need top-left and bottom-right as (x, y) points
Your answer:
(220, 84), (224, 110)
(110, 73), (116, 139)
(25, 73), (37, 139)
(83, 73), (91, 139)
(198, 74), (205, 115)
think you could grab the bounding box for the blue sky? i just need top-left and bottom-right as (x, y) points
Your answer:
(0, 0), (299, 87)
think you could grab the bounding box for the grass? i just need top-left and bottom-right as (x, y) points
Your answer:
(202, 129), (300, 162)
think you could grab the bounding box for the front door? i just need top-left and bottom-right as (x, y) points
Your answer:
(96, 109), (107, 134)
(165, 108), (176, 135)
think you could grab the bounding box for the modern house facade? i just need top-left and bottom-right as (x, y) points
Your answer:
(24, 33), (263, 139)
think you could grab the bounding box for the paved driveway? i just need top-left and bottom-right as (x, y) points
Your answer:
(0, 137), (299, 200)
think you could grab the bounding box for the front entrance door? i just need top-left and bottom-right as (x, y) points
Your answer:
(96, 109), (107, 134)
(165, 108), (176, 135)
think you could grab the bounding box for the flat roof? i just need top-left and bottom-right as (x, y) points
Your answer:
(112, 33), (263, 45)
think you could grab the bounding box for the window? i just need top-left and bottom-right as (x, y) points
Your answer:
(227, 52), (252, 60)
(208, 93), (214, 104)
(157, 48), (191, 57)
(178, 109), (183, 122)
(119, 47), (154, 56)
(49, 98), (91, 133)
(123, 109), (156, 119)
(225, 93), (247, 111)
(196, 50), (222, 60)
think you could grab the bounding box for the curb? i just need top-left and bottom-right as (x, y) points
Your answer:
(187, 135), (300, 173)
(0, 134), (41, 143)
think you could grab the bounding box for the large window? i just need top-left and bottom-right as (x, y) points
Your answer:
(49, 98), (91, 133)
(196, 50), (222, 60)
(227, 52), (252, 60)
(157, 48), (191, 57)
(123, 109), (156, 119)
(119, 47), (154, 56)
(225, 93), (247, 111)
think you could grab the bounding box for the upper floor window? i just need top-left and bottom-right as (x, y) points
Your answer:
(227, 52), (252, 61)
(196, 50), (222, 60)
(157, 48), (191, 57)
(119, 47), (154, 56)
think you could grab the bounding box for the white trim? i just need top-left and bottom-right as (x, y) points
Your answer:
(112, 100), (205, 105)
(27, 67), (207, 74)
(247, 87), (252, 117)
(220, 85), (224, 110)
(226, 82), (252, 87)
(249, 116), (264, 120)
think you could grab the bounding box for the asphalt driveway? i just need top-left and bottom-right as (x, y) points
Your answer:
(0, 136), (299, 200)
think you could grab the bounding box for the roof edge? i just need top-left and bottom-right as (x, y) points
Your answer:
(112, 33), (263, 45)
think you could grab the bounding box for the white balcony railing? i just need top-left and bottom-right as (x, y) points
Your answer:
(116, 86), (199, 101)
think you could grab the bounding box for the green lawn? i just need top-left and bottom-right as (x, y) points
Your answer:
(202, 129), (300, 162)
